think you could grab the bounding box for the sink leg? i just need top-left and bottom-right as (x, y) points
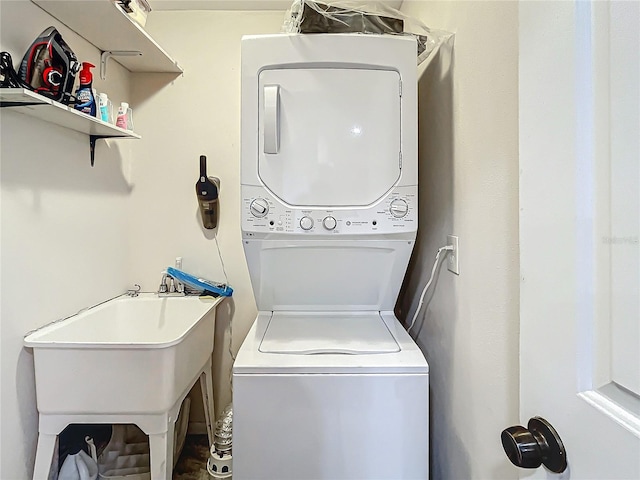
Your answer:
(200, 358), (216, 446)
(149, 423), (175, 480)
(32, 432), (57, 480)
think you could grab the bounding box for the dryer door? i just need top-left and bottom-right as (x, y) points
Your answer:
(258, 68), (401, 207)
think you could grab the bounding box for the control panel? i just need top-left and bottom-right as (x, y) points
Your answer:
(242, 185), (417, 236)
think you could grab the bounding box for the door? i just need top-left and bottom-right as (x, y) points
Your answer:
(517, 1), (640, 478)
(258, 68), (401, 207)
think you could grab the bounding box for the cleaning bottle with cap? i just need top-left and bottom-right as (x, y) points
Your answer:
(98, 93), (111, 123)
(116, 102), (133, 130)
(74, 62), (96, 116)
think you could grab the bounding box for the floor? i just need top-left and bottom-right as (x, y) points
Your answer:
(173, 435), (211, 480)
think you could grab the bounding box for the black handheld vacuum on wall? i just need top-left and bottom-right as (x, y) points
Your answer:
(0, 26), (80, 105)
(196, 155), (220, 229)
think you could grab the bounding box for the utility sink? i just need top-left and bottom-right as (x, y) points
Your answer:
(25, 293), (223, 479)
(24, 293), (222, 415)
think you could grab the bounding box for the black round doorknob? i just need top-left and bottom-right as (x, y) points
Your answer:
(501, 416), (567, 473)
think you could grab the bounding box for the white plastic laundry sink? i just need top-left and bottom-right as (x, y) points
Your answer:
(24, 293), (222, 415)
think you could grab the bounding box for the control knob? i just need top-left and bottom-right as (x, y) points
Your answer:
(390, 199), (409, 218)
(300, 216), (314, 231)
(249, 198), (269, 218)
(323, 216), (337, 230)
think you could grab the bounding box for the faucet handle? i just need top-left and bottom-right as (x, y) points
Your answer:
(158, 272), (169, 293)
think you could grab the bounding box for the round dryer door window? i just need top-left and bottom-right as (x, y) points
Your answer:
(258, 68), (402, 207)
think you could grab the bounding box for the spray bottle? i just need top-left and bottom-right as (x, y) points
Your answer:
(74, 62), (96, 116)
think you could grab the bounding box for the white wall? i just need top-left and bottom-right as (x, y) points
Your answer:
(397, 2), (520, 479)
(0, 2), (133, 478)
(128, 10), (284, 419)
(0, 4), (282, 475)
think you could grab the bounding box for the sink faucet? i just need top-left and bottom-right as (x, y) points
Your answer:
(158, 257), (188, 296)
(158, 271), (185, 296)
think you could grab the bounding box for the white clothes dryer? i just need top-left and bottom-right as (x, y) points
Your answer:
(234, 34), (428, 480)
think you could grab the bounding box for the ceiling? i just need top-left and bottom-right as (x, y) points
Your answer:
(148, 1), (403, 11)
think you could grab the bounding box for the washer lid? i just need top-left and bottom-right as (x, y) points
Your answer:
(259, 311), (400, 354)
(234, 311), (429, 374)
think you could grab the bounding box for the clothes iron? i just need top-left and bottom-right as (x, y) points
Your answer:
(0, 26), (79, 105)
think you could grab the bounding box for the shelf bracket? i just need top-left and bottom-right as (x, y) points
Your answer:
(89, 135), (114, 167)
(100, 50), (142, 80)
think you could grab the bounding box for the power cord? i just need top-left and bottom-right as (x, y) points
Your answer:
(214, 234), (236, 393)
(407, 244), (454, 332)
(0, 51), (30, 89)
(214, 234), (230, 286)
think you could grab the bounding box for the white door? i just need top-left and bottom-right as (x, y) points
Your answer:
(515, 1), (640, 478)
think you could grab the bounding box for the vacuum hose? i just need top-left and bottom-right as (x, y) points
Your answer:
(207, 403), (233, 478)
(214, 403), (233, 453)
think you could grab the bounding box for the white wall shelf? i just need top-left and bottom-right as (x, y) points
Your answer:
(0, 88), (141, 166)
(31, 0), (182, 75)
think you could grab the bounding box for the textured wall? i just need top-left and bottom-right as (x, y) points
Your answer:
(397, 2), (520, 478)
(1, 2), (522, 477)
(0, 2), (133, 477)
(128, 10), (284, 419)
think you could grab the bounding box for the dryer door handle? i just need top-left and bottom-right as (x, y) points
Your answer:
(264, 84), (280, 154)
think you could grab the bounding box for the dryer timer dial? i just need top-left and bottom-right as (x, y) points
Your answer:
(389, 199), (409, 218)
(323, 216), (337, 230)
(300, 216), (314, 231)
(250, 198), (269, 218)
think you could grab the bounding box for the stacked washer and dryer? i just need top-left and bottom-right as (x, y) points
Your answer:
(233, 34), (429, 479)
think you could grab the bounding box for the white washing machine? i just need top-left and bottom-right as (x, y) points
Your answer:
(234, 34), (428, 480)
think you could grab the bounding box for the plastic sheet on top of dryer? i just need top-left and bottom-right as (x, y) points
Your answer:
(282, 0), (453, 65)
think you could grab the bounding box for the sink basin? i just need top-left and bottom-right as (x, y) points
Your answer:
(24, 293), (222, 415)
